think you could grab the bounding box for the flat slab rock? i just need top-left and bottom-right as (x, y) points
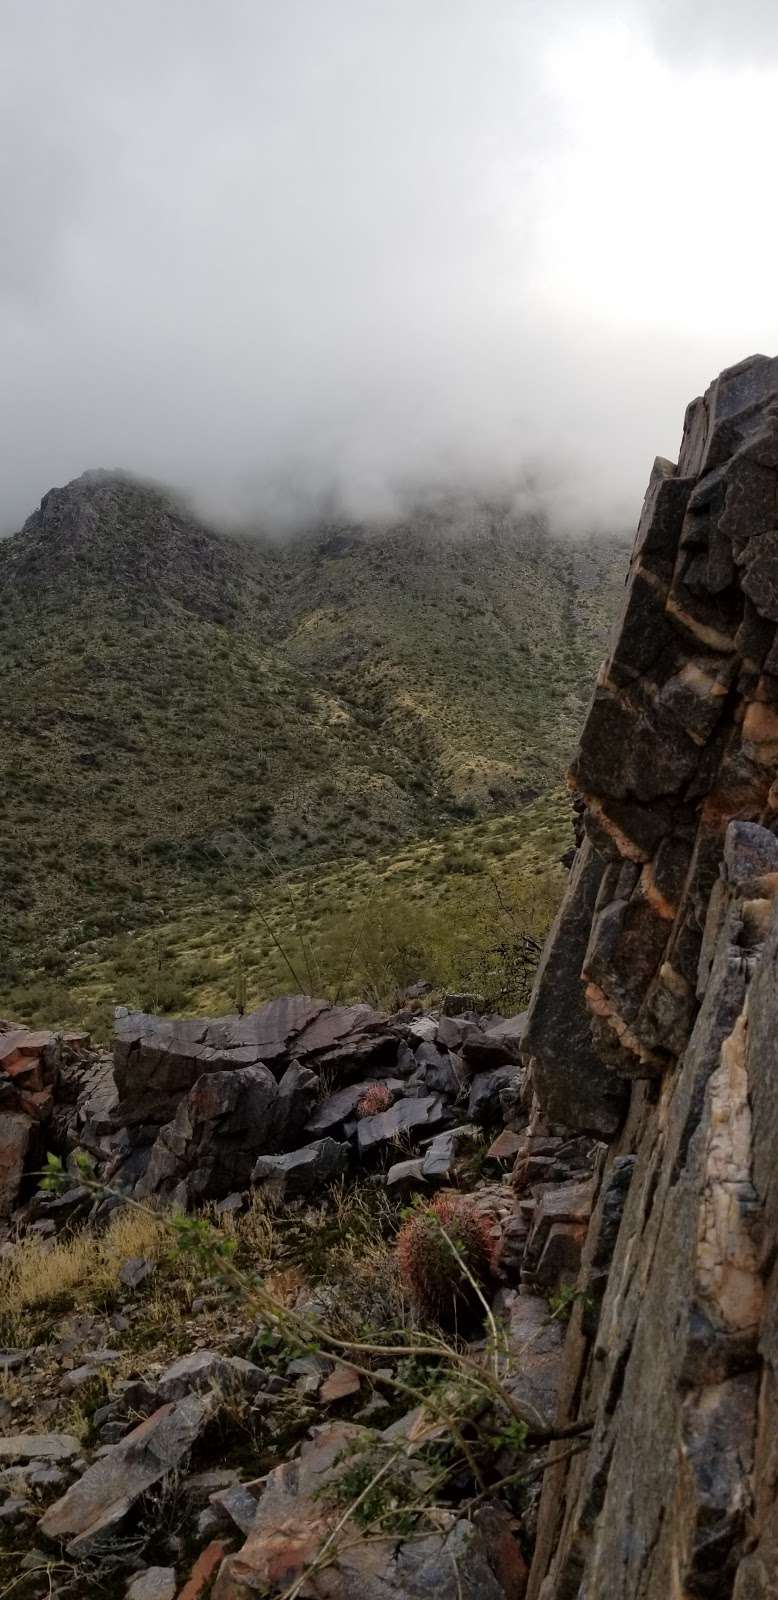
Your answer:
(356, 1094), (449, 1154)
(39, 1395), (212, 1555)
(251, 1137), (350, 1202)
(0, 1434), (81, 1464)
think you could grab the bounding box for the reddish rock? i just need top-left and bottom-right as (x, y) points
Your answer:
(319, 1364), (361, 1404)
(487, 1128), (524, 1164)
(177, 1540), (231, 1600)
(0, 1111), (33, 1217)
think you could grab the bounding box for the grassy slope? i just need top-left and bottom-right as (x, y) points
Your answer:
(0, 474), (627, 1027)
(42, 788), (572, 1033)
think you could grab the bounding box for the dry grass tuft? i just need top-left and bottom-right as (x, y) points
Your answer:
(0, 1207), (169, 1342)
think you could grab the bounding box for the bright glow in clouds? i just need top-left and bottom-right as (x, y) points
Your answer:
(1, 1), (777, 535)
(540, 29), (778, 339)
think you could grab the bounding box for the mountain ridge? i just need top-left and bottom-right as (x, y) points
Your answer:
(0, 470), (628, 1020)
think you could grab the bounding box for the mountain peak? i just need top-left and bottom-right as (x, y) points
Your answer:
(2, 469), (271, 625)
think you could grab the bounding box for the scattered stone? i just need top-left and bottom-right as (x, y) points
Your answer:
(0, 1497), (34, 1526)
(58, 1364), (101, 1393)
(125, 1568), (177, 1600)
(385, 1157), (427, 1192)
(211, 1419), (524, 1598)
(319, 1363), (361, 1403)
(467, 1065), (520, 1125)
(118, 1255), (155, 1289)
(209, 1482), (260, 1535)
(421, 1124), (479, 1180)
(183, 1469), (241, 1507)
(305, 1079), (403, 1138)
(442, 992), (485, 1016)
(0, 1348), (30, 1371)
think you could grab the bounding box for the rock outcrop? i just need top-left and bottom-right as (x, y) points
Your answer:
(523, 355), (778, 1598)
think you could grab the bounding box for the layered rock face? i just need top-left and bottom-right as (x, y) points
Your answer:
(525, 355), (778, 1597)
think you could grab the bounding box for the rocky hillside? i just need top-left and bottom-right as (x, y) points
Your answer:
(2, 356), (778, 1599)
(0, 473), (626, 1018)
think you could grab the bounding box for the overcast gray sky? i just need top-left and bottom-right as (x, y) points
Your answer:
(2, 0), (778, 534)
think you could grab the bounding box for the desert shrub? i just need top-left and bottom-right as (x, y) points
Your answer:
(395, 1193), (495, 1331)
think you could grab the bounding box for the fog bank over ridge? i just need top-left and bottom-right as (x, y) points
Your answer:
(2, 0), (778, 536)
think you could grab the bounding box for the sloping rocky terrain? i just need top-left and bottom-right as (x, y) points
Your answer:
(3, 355), (778, 1599)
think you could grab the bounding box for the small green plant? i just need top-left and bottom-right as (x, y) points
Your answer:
(547, 1282), (594, 1322)
(395, 1193), (495, 1330)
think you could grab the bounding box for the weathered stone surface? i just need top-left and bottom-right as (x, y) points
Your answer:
(0, 1111), (33, 1217)
(305, 1078), (403, 1137)
(408, 1040), (467, 1098)
(500, 1293), (565, 1431)
(177, 1540), (231, 1600)
(385, 1156), (427, 1191)
(0, 1434), (80, 1464)
(420, 1124), (478, 1180)
(136, 1063), (281, 1202)
(125, 1568), (177, 1600)
(113, 998), (386, 1130)
(520, 361), (778, 1598)
(467, 1063), (521, 1125)
(486, 1127), (523, 1164)
(39, 1396), (211, 1554)
(251, 1138), (350, 1203)
(211, 1421), (525, 1599)
(522, 841), (628, 1136)
(355, 1093), (449, 1156)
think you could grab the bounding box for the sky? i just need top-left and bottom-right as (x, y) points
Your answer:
(2, 0), (778, 536)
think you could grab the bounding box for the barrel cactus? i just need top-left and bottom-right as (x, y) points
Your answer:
(355, 1083), (392, 1118)
(394, 1193), (495, 1329)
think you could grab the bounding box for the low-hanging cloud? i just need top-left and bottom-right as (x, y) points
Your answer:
(1, 0), (778, 538)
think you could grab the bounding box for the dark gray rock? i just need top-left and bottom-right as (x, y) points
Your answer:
(136, 1062), (279, 1202)
(118, 1256), (155, 1290)
(467, 1064), (520, 1125)
(385, 1158), (427, 1192)
(409, 1041), (467, 1099)
(305, 1079), (404, 1138)
(355, 1095), (449, 1156)
(420, 1125), (479, 1181)
(125, 1569), (177, 1600)
(522, 839), (629, 1136)
(251, 1138), (350, 1203)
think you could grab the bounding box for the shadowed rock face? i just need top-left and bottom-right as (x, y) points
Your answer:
(524, 356), (778, 1598)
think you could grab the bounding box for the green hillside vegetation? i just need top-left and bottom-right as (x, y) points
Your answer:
(0, 472), (627, 1027)
(7, 790), (571, 1034)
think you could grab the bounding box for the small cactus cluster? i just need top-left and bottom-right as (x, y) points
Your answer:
(394, 1193), (495, 1330)
(355, 1083), (392, 1118)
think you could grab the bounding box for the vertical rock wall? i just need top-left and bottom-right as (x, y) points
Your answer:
(524, 355), (778, 1599)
